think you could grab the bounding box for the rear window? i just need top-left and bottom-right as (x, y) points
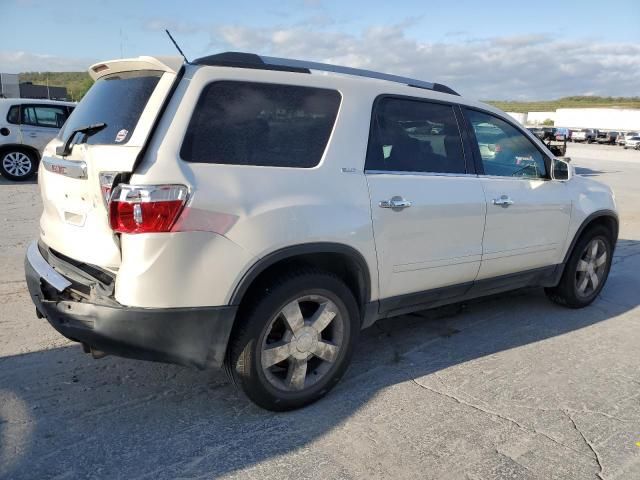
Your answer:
(181, 81), (341, 168)
(58, 70), (162, 145)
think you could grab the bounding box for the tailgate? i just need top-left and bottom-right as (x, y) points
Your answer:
(38, 58), (181, 270)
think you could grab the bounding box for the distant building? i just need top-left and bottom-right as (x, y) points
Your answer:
(506, 111), (557, 126)
(19, 82), (69, 101)
(0, 74), (69, 100)
(0, 73), (20, 98)
(507, 108), (640, 131)
(506, 112), (527, 125)
(527, 111), (556, 125)
(555, 108), (640, 131)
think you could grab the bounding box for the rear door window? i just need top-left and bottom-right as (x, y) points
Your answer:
(365, 97), (467, 174)
(58, 70), (162, 145)
(181, 81), (341, 168)
(22, 105), (69, 128)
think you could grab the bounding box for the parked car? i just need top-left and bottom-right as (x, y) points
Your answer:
(617, 131), (639, 146)
(25, 53), (618, 410)
(0, 98), (75, 180)
(527, 127), (545, 140)
(542, 127), (557, 140)
(572, 129), (597, 143)
(554, 127), (570, 141)
(527, 127), (556, 141)
(623, 136), (640, 149)
(596, 131), (619, 145)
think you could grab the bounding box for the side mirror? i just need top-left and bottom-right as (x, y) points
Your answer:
(552, 158), (571, 181)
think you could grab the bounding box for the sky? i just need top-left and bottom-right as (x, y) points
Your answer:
(1, 0), (639, 100)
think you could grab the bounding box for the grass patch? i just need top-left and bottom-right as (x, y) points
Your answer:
(19, 72), (93, 101)
(486, 96), (640, 113)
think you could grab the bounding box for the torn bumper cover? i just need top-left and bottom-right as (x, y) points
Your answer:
(24, 241), (237, 369)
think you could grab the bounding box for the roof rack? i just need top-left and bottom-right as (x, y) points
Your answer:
(192, 52), (459, 96)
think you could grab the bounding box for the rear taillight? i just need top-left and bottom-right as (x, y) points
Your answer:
(109, 184), (188, 234)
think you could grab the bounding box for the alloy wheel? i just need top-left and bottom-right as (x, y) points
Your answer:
(2, 152), (33, 177)
(575, 238), (608, 298)
(260, 294), (344, 392)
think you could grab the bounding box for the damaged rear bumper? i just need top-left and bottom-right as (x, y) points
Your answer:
(24, 241), (237, 369)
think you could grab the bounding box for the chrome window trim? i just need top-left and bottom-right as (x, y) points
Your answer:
(365, 169), (478, 178)
(476, 174), (552, 182)
(364, 170), (554, 181)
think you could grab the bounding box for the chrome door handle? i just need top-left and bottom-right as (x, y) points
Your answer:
(492, 195), (514, 207)
(379, 196), (412, 209)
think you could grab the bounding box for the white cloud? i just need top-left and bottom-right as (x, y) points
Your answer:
(211, 24), (640, 99)
(0, 51), (97, 73)
(3, 21), (639, 100)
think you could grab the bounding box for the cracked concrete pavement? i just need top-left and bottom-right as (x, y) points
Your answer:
(1, 142), (639, 479)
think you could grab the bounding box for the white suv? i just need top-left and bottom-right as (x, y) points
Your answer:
(0, 98), (75, 180)
(25, 53), (618, 410)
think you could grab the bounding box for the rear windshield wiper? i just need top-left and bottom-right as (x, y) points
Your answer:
(56, 123), (107, 157)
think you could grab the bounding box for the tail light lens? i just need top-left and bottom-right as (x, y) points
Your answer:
(109, 184), (188, 234)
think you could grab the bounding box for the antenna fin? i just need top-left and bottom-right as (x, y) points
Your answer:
(165, 29), (190, 64)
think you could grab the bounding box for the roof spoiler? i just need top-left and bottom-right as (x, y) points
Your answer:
(88, 56), (183, 80)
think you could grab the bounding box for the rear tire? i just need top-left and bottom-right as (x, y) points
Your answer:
(545, 225), (613, 308)
(226, 269), (360, 411)
(0, 148), (37, 181)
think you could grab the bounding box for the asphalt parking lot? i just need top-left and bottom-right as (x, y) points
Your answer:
(1, 142), (639, 480)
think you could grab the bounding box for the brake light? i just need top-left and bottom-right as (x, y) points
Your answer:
(92, 64), (109, 74)
(109, 184), (188, 234)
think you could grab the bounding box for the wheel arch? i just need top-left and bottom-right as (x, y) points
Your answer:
(230, 242), (372, 318)
(563, 210), (619, 264)
(0, 143), (41, 161)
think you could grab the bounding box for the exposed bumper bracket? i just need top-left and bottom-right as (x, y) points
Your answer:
(26, 241), (72, 292)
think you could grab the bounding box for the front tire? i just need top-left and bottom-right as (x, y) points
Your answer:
(0, 149), (37, 181)
(226, 270), (360, 411)
(545, 225), (613, 308)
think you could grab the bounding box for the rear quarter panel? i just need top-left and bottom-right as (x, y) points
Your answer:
(125, 66), (382, 307)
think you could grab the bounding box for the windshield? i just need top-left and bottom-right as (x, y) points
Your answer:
(59, 70), (162, 146)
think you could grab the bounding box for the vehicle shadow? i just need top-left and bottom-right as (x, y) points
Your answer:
(1, 239), (639, 479)
(574, 166), (617, 177)
(0, 174), (38, 185)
